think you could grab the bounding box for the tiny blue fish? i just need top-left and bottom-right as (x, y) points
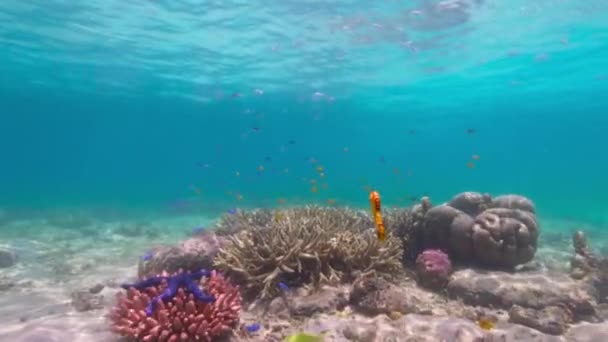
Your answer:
(192, 226), (205, 234)
(278, 282), (289, 291)
(142, 251), (154, 261)
(227, 208), (237, 215)
(245, 323), (261, 333)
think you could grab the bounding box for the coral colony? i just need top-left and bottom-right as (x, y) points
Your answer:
(110, 269), (241, 342)
(120, 269), (215, 316)
(106, 192), (608, 340)
(415, 249), (453, 290)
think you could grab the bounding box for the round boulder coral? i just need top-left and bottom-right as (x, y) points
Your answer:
(419, 192), (539, 268)
(472, 207), (538, 267)
(109, 270), (241, 342)
(415, 249), (452, 290)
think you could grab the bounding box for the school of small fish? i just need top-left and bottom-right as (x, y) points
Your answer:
(180, 90), (480, 218)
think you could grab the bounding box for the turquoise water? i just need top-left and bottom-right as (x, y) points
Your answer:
(1, 0), (607, 225)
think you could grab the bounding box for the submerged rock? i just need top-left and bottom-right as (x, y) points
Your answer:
(566, 322), (608, 342)
(509, 305), (573, 335)
(70, 290), (104, 312)
(289, 286), (349, 318)
(0, 249), (17, 268)
(447, 269), (598, 320)
(349, 277), (421, 316)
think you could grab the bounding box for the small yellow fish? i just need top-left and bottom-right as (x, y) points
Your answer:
(236, 194), (243, 201)
(327, 199), (336, 205)
(316, 166), (324, 172)
(284, 332), (324, 342)
(477, 317), (495, 331)
(274, 211), (286, 222)
(311, 185), (318, 193)
(388, 311), (402, 320)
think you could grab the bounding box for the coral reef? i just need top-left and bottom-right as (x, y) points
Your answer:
(213, 206), (402, 299)
(418, 192), (539, 268)
(415, 249), (452, 290)
(138, 232), (228, 278)
(110, 270), (241, 342)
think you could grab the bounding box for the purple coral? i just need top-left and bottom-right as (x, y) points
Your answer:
(415, 249), (452, 290)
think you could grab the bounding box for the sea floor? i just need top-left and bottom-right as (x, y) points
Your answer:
(0, 210), (608, 342)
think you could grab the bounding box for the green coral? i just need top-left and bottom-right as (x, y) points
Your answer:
(213, 206), (403, 300)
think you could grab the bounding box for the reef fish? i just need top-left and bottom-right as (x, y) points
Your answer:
(369, 190), (386, 241)
(284, 332), (324, 342)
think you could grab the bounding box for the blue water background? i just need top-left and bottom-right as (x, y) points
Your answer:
(0, 0), (607, 225)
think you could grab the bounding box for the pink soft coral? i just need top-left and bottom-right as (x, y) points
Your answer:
(109, 270), (241, 342)
(415, 249), (452, 290)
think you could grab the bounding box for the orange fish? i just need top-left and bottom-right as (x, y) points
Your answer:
(467, 161), (475, 169)
(327, 199), (336, 205)
(369, 191), (386, 241)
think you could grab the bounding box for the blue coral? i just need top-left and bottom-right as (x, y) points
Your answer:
(121, 269), (215, 316)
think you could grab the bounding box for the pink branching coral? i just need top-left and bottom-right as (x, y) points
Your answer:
(415, 249), (453, 290)
(109, 270), (241, 342)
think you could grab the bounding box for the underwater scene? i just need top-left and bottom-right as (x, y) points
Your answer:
(1, 0), (608, 341)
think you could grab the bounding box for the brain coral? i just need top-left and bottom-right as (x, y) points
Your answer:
(419, 192), (538, 268)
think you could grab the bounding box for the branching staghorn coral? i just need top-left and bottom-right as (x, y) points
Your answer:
(212, 208), (274, 236)
(213, 206), (403, 299)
